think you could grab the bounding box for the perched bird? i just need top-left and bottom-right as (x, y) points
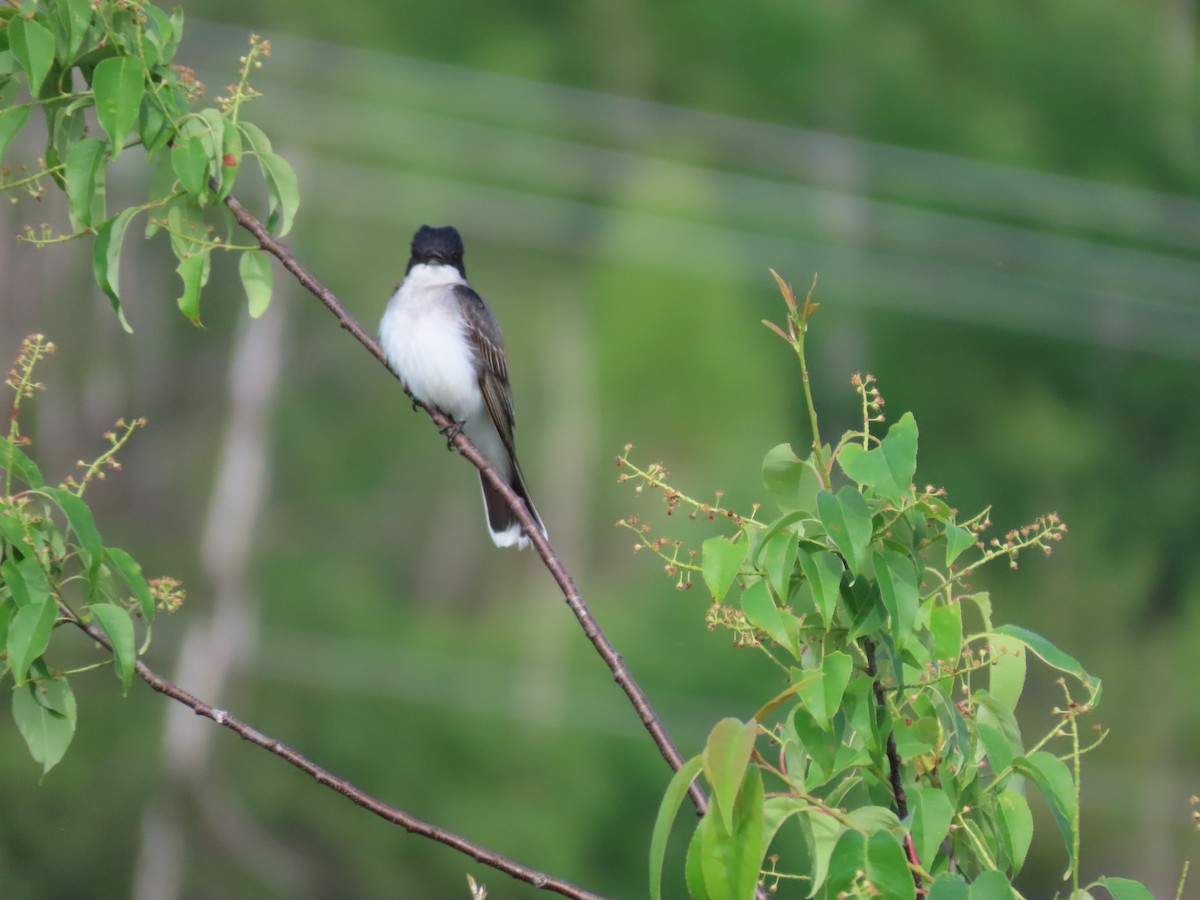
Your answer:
(379, 225), (546, 549)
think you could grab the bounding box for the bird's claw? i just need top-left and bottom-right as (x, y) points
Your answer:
(440, 419), (465, 449)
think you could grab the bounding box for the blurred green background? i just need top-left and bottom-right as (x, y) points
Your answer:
(1, 1), (1198, 897)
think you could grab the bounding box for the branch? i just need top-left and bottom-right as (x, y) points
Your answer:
(64, 605), (607, 900)
(864, 638), (922, 890)
(223, 192), (709, 817)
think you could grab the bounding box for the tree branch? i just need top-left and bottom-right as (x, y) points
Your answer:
(64, 605), (608, 900)
(863, 639), (907, 818)
(864, 638), (923, 890)
(223, 192), (709, 817)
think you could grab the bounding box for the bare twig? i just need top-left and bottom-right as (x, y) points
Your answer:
(65, 605), (608, 900)
(223, 192), (709, 817)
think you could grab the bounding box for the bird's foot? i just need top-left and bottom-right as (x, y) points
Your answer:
(439, 419), (465, 449)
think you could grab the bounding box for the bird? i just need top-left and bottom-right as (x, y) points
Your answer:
(379, 225), (546, 549)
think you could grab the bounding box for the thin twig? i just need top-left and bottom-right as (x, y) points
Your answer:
(864, 638), (922, 892)
(64, 604), (608, 900)
(223, 191), (709, 817)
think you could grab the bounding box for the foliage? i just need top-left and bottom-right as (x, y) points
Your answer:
(624, 276), (1167, 899)
(0, 0), (296, 327)
(1, 334), (182, 775)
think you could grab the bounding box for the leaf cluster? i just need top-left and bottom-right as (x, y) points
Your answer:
(632, 279), (1162, 900)
(0, 1), (295, 327)
(1, 335), (180, 775)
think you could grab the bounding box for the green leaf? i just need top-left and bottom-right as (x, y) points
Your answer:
(174, 107), (226, 203)
(790, 706), (838, 780)
(89, 602), (135, 693)
(12, 674), (76, 775)
(945, 524), (975, 566)
(0, 506), (30, 553)
(259, 150), (300, 236)
(165, 196), (207, 256)
(2, 443), (44, 487)
(893, 714), (938, 761)
(826, 829), (915, 900)
(1013, 751), (1076, 860)
(175, 249), (211, 326)
(9, 556), (51, 619)
(698, 767), (765, 900)
(44, 487), (102, 581)
(50, 0), (92, 61)
(797, 548), (843, 626)
(217, 114), (242, 199)
(842, 574), (886, 641)
(968, 870), (1017, 899)
(740, 579), (796, 657)
(93, 207), (138, 333)
(759, 527), (797, 602)
(702, 536), (749, 604)
(238, 249), (273, 318)
(145, 155), (177, 237)
(92, 56), (144, 158)
(15, 556), (52, 609)
(7, 596), (57, 684)
(987, 631), (1027, 713)
(8, 16), (55, 94)
(649, 755), (704, 900)
(992, 623), (1099, 694)
(929, 600), (962, 670)
(104, 547), (154, 621)
(239, 119), (275, 156)
(149, 4), (184, 65)
(171, 133), (210, 198)
(750, 671), (821, 723)
(762, 443), (802, 503)
(1094, 877), (1156, 900)
(975, 691), (1023, 773)
(816, 486), (872, 574)
(1, 558), (31, 607)
(837, 412), (918, 503)
(0, 104), (30, 165)
(846, 805), (904, 837)
(994, 789), (1033, 873)
(0, 602), (9, 669)
(759, 796), (810, 863)
(702, 717), (758, 835)
(909, 786), (953, 870)
(806, 806), (845, 894)
(138, 91), (172, 158)
(874, 549), (918, 646)
(684, 823), (711, 900)
(142, 5), (179, 66)
(795, 651), (852, 730)
(927, 873), (970, 900)
(761, 444), (822, 513)
(64, 138), (108, 231)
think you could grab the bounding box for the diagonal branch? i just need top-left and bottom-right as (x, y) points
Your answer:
(64, 604), (608, 900)
(223, 192), (709, 817)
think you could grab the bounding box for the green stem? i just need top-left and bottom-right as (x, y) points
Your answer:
(1067, 684), (1082, 894)
(794, 322), (828, 485)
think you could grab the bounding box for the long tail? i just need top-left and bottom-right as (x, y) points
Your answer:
(480, 457), (546, 549)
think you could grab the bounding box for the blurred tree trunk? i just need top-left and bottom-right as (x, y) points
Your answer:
(133, 301), (296, 899)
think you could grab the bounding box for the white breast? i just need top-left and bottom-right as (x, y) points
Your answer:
(379, 264), (483, 424)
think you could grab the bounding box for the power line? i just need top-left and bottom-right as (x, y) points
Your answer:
(187, 20), (1200, 357)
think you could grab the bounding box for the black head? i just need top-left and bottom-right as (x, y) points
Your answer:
(408, 225), (466, 276)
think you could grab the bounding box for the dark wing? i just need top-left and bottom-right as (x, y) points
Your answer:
(453, 284), (518, 455)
